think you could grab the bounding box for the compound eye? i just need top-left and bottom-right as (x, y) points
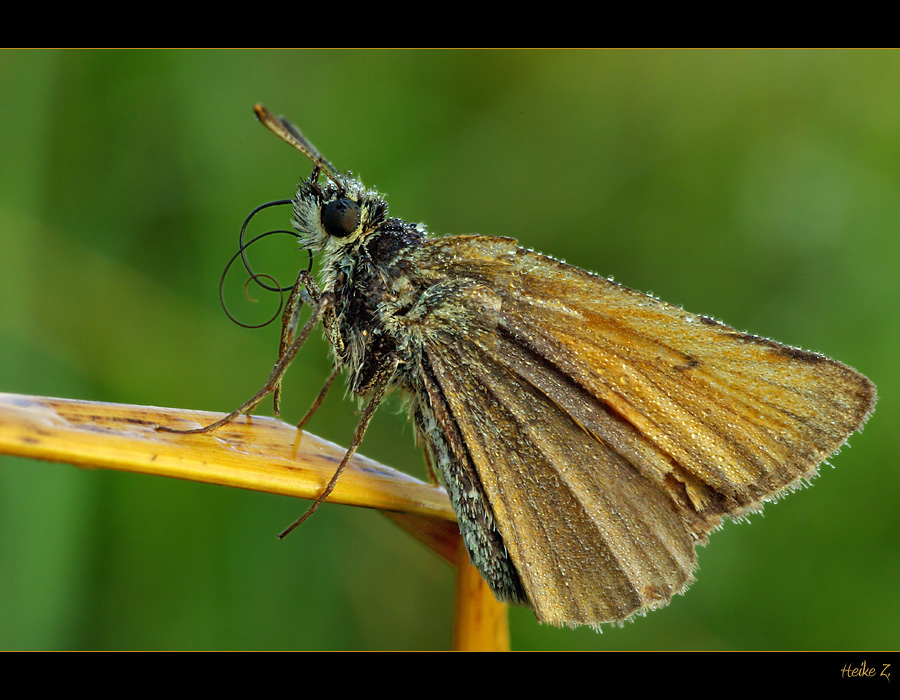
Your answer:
(321, 198), (361, 238)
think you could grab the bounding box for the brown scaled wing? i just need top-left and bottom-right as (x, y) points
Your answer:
(408, 235), (875, 628)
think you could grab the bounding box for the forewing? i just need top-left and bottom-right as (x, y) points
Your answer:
(407, 235), (876, 627)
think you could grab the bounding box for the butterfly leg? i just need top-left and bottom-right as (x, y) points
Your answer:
(273, 269), (321, 416)
(278, 358), (399, 539)
(160, 272), (332, 435)
(296, 364), (340, 431)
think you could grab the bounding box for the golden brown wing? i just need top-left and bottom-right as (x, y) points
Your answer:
(405, 235), (875, 628)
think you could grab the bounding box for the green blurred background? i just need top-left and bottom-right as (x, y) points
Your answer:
(0, 50), (896, 650)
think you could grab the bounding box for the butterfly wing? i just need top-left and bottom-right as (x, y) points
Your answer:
(402, 235), (875, 628)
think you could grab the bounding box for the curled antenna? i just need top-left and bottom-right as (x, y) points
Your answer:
(254, 104), (342, 187)
(219, 201), (314, 329)
(238, 199), (293, 293)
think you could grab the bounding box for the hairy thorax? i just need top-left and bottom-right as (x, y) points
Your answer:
(324, 217), (428, 396)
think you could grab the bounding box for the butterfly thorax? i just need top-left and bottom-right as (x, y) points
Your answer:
(290, 170), (427, 396)
(325, 218), (428, 395)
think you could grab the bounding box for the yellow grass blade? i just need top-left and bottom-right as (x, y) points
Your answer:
(0, 391), (510, 648)
(452, 538), (511, 651)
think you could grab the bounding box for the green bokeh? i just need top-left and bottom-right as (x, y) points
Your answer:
(0, 49), (896, 650)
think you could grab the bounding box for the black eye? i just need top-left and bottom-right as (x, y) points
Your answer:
(321, 198), (360, 238)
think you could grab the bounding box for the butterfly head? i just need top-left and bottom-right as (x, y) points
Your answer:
(291, 166), (388, 256)
(253, 104), (389, 259)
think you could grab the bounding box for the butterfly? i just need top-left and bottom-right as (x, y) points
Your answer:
(168, 105), (876, 629)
